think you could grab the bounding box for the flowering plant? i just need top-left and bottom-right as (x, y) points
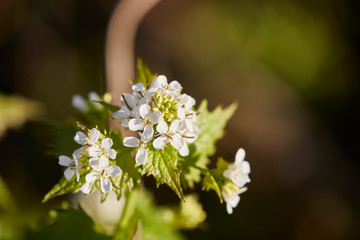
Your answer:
(43, 60), (250, 239)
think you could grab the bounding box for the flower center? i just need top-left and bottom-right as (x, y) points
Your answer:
(101, 148), (109, 156)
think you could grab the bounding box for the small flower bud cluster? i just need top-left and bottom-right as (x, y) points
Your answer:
(113, 75), (199, 164)
(222, 148), (251, 214)
(58, 128), (121, 194)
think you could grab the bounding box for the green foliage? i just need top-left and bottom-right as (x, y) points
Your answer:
(180, 100), (237, 188)
(142, 145), (184, 199)
(133, 58), (157, 87)
(42, 171), (89, 203)
(25, 207), (110, 240)
(201, 158), (238, 202)
(194, 100), (237, 162)
(168, 194), (207, 229)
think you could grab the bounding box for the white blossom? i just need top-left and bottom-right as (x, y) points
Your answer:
(74, 128), (100, 149)
(222, 187), (247, 214)
(128, 104), (162, 139)
(223, 148), (251, 188)
(80, 156), (121, 194)
(123, 135), (151, 164)
(149, 75), (182, 97)
(88, 138), (117, 160)
(58, 154), (81, 181)
(72, 94), (87, 112)
(153, 120), (184, 150)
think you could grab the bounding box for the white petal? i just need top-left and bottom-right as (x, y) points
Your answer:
(122, 93), (137, 109)
(185, 119), (196, 133)
(75, 169), (80, 182)
(153, 136), (167, 150)
(72, 149), (82, 159)
(241, 161), (251, 174)
(108, 149), (117, 160)
(184, 96), (196, 110)
(177, 108), (186, 120)
(72, 95), (87, 112)
(223, 169), (232, 179)
(80, 182), (93, 194)
(135, 148), (147, 164)
(170, 119), (181, 133)
(169, 80), (181, 91)
(123, 137), (140, 147)
(139, 104), (151, 119)
(88, 91), (101, 102)
(64, 168), (75, 180)
(85, 172), (98, 183)
(74, 131), (87, 145)
(179, 143), (189, 157)
(89, 157), (101, 171)
(99, 155), (109, 169)
(129, 119), (144, 131)
(88, 146), (101, 157)
(58, 156), (73, 167)
(112, 109), (127, 119)
(100, 178), (112, 193)
(132, 83), (145, 94)
(89, 128), (100, 144)
(107, 165), (121, 176)
(235, 148), (246, 164)
(101, 138), (113, 150)
(156, 121), (168, 134)
(143, 126), (154, 140)
(151, 75), (167, 89)
(149, 110), (162, 124)
(140, 134), (151, 143)
(170, 135), (184, 150)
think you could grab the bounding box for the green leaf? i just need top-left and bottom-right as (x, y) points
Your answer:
(170, 194), (207, 229)
(25, 207), (110, 240)
(195, 99), (237, 160)
(133, 58), (157, 87)
(202, 171), (223, 202)
(133, 190), (184, 240)
(93, 101), (120, 113)
(142, 145), (184, 199)
(42, 171), (88, 203)
(180, 100), (237, 188)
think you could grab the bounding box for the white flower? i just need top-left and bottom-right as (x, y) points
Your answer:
(153, 120), (184, 150)
(123, 135), (150, 164)
(223, 148), (251, 188)
(178, 131), (197, 157)
(80, 156), (121, 194)
(112, 106), (133, 127)
(74, 128), (100, 149)
(72, 94), (87, 112)
(222, 187), (247, 214)
(149, 75), (182, 97)
(58, 154), (81, 181)
(177, 107), (198, 134)
(88, 138), (117, 160)
(128, 104), (162, 139)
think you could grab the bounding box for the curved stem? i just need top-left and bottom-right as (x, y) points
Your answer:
(105, 0), (162, 105)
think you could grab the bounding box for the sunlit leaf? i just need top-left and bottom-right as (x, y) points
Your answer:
(142, 145), (184, 199)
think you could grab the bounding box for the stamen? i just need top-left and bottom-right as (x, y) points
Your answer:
(122, 94), (132, 110)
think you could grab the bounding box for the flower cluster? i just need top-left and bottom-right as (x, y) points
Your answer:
(58, 128), (121, 194)
(113, 75), (199, 164)
(222, 148), (251, 214)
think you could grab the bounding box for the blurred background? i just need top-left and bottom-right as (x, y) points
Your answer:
(1, 0), (360, 239)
